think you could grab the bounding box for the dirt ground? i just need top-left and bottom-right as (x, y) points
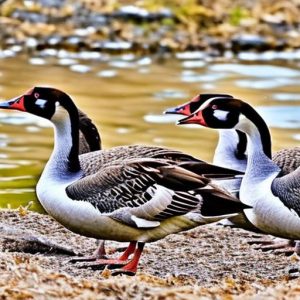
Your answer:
(1, 209), (300, 299)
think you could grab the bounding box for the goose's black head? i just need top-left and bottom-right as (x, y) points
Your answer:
(178, 97), (272, 159)
(177, 97), (244, 129)
(164, 93), (233, 116)
(0, 87), (77, 121)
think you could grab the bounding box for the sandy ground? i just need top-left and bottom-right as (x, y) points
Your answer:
(1, 209), (300, 299)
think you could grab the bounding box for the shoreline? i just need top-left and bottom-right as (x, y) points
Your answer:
(1, 0), (300, 58)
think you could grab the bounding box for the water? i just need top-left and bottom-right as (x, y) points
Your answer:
(0, 54), (299, 211)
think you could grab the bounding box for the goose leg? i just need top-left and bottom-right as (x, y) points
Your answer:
(75, 242), (137, 270)
(95, 241), (137, 265)
(272, 240), (300, 256)
(287, 243), (300, 279)
(295, 241), (300, 255)
(69, 240), (129, 264)
(69, 240), (107, 263)
(249, 237), (300, 256)
(111, 242), (145, 276)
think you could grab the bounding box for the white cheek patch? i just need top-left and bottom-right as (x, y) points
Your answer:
(35, 99), (47, 109)
(213, 110), (229, 121)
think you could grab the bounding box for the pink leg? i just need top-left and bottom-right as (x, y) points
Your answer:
(112, 242), (145, 275)
(94, 241), (137, 265)
(249, 237), (299, 255)
(72, 241), (137, 270)
(118, 241), (136, 261)
(93, 240), (107, 258)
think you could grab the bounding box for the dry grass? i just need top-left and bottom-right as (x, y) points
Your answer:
(0, 209), (300, 299)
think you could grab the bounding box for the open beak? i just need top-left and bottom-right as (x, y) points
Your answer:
(0, 95), (25, 111)
(177, 110), (207, 126)
(164, 103), (191, 116)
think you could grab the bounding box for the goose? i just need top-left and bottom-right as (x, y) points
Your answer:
(166, 94), (300, 253)
(0, 87), (248, 275)
(43, 98), (242, 264)
(177, 97), (300, 242)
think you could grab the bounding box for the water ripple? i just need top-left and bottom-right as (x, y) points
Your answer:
(144, 114), (179, 124)
(257, 106), (300, 128)
(181, 71), (227, 83)
(210, 64), (300, 77)
(235, 78), (298, 89)
(153, 89), (188, 100)
(272, 93), (300, 102)
(0, 112), (50, 127)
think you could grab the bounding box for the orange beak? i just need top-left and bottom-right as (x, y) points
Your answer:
(0, 96), (25, 111)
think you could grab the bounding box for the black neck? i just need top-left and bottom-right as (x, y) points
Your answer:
(235, 130), (247, 160)
(242, 103), (272, 159)
(59, 94), (81, 173)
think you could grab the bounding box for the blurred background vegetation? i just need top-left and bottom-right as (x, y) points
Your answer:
(1, 0), (300, 55)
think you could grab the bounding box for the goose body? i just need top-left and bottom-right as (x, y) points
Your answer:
(178, 97), (300, 239)
(36, 113), (207, 243)
(0, 87), (247, 273)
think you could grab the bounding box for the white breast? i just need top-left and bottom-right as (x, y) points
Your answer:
(241, 174), (300, 239)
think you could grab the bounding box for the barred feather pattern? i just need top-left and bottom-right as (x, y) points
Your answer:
(273, 147), (300, 176)
(272, 166), (300, 215)
(66, 159), (206, 222)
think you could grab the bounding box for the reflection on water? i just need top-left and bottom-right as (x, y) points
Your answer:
(257, 106), (300, 129)
(235, 78), (298, 89)
(209, 64), (300, 77)
(0, 55), (299, 212)
(272, 93), (300, 102)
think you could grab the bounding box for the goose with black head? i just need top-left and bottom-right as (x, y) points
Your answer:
(0, 87), (248, 275)
(178, 97), (300, 240)
(168, 93), (300, 253)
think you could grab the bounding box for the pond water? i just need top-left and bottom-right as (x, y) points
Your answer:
(0, 53), (299, 212)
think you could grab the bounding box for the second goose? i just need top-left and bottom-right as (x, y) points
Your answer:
(178, 97), (300, 241)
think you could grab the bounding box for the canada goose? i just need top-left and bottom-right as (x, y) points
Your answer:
(0, 87), (248, 275)
(178, 97), (300, 242)
(170, 94), (300, 253)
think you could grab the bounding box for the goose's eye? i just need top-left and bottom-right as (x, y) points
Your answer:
(34, 93), (39, 99)
(212, 104), (218, 110)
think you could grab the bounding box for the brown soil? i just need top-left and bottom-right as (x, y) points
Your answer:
(0, 209), (300, 299)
